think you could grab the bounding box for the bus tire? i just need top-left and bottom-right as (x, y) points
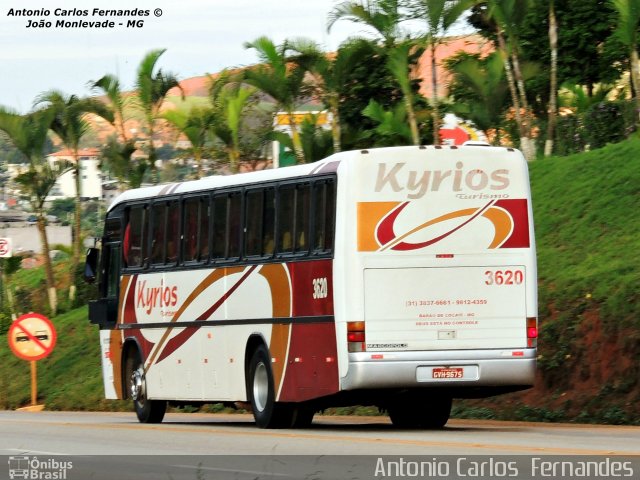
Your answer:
(247, 344), (293, 428)
(126, 348), (167, 424)
(388, 394), (451, 429)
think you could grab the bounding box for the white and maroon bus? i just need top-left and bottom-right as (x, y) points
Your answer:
(86, 145), (537, 429)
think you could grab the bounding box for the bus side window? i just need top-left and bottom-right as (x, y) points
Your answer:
(313, 179), (336, 253)
(199, 196), (210, 260)
(245, 189), (263, 257)
(166, 201), (179, 264)
(126, 206), (146, 268)
(294, 184), (310, 253)
(325, 180), (336, 251)
(150, 203), (167, 265)
(183, 198), (199, 262)
(277, 186), (294, 254)
(245, 188), (275, 258)
(263, 188), (275, 256)
(212, 195), (227, 259)
(228, 193), (242, 259)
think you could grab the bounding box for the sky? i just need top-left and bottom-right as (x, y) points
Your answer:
(0, 0), (381, 113)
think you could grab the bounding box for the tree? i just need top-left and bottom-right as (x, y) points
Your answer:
(545, 0), (558, 156)
(163, 107), (215, 178)
(446, 51), (509, 139)
(298, 115), (335, 162)
(611, 0), (640, 127)
(469, 0), (626, 152)
(208, 71), (258, 173)
(89, 73), (143, 189)
(409, 0), (471, 144)
(334, 41), (407, 148)
(473, 0), (536, 159)
(327, 0), (424, 145)
(287, 37), (373, 152)
(243, 37), (307, 164)
(328, 0), (405, 47)
(362, 99), (414, 145)
(89, 74), (130, 142)
(135, 49), (183, 180)
(0, 107), (65, 315)
(386, 41), (422, 144)
(34, 90), (112, 302)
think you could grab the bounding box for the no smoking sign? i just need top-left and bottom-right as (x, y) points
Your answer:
(8, 313), (57, 361)
(0, 237), (12, 258)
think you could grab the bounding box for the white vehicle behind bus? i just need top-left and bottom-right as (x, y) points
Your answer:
(85, 144), (537, 429)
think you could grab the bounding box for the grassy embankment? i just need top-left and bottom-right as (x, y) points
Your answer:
(1, 138), (639, 423)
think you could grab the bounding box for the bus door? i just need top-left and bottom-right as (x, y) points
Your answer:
(88, 217), (122, 327)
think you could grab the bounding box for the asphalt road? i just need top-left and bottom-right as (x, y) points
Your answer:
(0, 411), (638, 479)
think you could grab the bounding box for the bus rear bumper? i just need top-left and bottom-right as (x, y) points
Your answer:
(341, 349), (536, 392)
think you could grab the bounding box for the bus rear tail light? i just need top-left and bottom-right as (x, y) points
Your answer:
(347, 321), (366, 353)
(527, 317), (538, 348)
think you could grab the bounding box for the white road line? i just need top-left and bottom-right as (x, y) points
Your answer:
(172, 464), (293, 477)
(5, 448), (72, 456)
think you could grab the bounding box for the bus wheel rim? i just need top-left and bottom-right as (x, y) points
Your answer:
(131, 367), (145, 401)
(253, 362), (269, 412)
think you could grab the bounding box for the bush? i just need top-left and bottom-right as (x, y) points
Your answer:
(554, 114), (587, 156)
(0, 310), (10, 335)
(583, 101), (628, 149)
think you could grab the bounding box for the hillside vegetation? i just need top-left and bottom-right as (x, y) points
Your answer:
(456, 138), (640, 424)
(1, 139), (639, 423)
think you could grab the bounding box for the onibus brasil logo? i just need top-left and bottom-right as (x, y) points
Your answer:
(8, 456), (73, 480)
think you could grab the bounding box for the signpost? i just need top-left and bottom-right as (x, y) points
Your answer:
(7, 313), (57, 409)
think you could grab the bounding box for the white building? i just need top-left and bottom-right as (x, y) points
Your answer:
(47, 148), (103, 200)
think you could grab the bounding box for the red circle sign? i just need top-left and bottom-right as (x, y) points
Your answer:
(0, 239), (9, 256)
(8, 313), (57, 361)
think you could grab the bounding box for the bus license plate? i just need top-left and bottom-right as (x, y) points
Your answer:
(432, 367), (463, 379)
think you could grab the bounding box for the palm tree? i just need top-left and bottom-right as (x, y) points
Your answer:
(447, 51), (508, 139)
(386, 41), (421, 145)
(34, 90), (112, 302)
(409, 0), (471, 145)
(287, 37), (372, 152)
(559, 83), (614, 113)
(243, 37), (308, 164)
(362, 99), (414, 145)
(483, 0), (536, 160)
(0, 107), (65, 315)
(209, 71), (257, 173)
(89, 73), (144, 189)
(99, 137), (144, 188)
(327, 0), (424, 145)
(89, 74), (130, 142)
(545, 0), (558, 156)
(135, 49), (183, 180)
(327, 0), (405, 47)
(611, 0), (640, 128)
(163, 107), (215, 178)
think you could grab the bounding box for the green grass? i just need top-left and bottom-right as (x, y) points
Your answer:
(530, 138), (640, 327)
(1, 139), (639, 423)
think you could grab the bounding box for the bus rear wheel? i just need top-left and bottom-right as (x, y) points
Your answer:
(126, 349), (166, 424)
(247, 344), (294, 428)
(388, 394), (451, 429)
